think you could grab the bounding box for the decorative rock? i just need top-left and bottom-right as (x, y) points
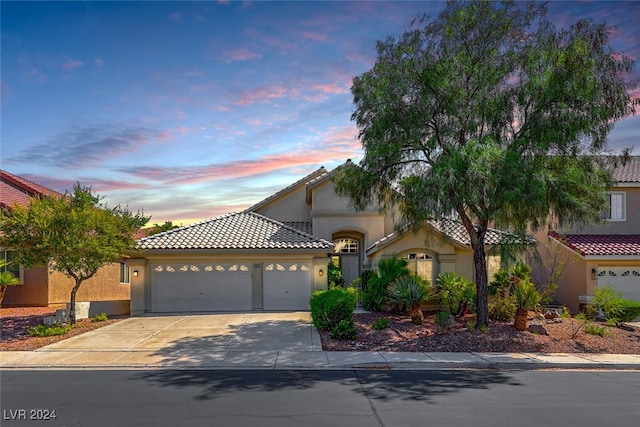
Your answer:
(544, 310), (560, 320)
(528, 321), (550, 336)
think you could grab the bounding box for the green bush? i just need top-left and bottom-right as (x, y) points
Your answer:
(327, 262), (345, 288)
(330, 319), (357, 340)
(436, 272), (475, 315)
(310, 288), (357, 332)
(435, 310), (453, 329)
(387, 276), (432, 310)
(488, 294), (516, 321)
(584, 322), (606, 337)
(370, 317), (390, 330)
(363, 256), (410, 312)
(91, 312), (108, 322)
(617, 299), (640, 323)
(27, 323), (72, 337)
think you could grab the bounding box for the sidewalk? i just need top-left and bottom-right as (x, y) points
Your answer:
(2, 349), (640, 370)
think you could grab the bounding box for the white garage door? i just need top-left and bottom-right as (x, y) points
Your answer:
(151, 263), (252, 312)
(597, 267), (640, 303)
(263, 262), (312, 311)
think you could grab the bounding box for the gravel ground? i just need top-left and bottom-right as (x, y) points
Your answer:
(3, 307), (639, 353)
(320, 312), (640, 354)
(0, 306), (128, 351)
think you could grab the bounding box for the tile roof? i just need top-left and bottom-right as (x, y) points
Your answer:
(0, 170), (62, 209)
(137, 211), (332, 251)
(367, 218), (534, 253)
(611, 156), (640, 183)
(549, 232), (640, 256)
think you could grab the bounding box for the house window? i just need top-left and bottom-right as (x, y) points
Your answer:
(119, 262), (130, 284)
(1, 250), (22, 281)
(602, 192), (625, 221)
(333, 238), (359, 253)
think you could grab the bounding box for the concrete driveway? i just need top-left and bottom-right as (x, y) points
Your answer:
(41, 312), (321, 353)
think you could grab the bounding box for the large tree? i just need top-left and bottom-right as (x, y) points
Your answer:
(334, 0), (637, 328)
(1, 184), (149, 324)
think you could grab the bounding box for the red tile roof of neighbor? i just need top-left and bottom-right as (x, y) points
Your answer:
(0, 170), (62, 209)
(549, 232), (640, 256)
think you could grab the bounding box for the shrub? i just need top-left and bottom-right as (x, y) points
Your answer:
(513, 280), (541, 311)
(488, 294), (516, 321)
(435, 310), (453, 329)
(617, 299), (640, 323)
(387, 276), (432, 325)
(436, 272), (475, 315)
(330, 319), (357, 340)
(327, 262), (345, 288)
(91, 312), (108, 322)
(584, 322), (606, 337)
(589, 286), (625, 320)
(363, 256), (410, 311)
(28, 323), (72, 337)
(310, 288), (357, 332)
(370, 317), (390, 330)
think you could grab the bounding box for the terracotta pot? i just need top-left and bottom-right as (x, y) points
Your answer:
(514, 308), (528, 331)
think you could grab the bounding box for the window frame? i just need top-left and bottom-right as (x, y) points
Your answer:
(1, 249), (23, 283)
(119, 262), (131, 284)
(602, 191), (626, 222)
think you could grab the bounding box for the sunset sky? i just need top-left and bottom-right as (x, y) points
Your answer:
(2, 1), (639, 226)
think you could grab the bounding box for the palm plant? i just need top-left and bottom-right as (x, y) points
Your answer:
(387, 276), (433, 325)
(513, 280), (541, 331)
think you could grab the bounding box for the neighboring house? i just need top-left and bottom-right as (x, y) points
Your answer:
(0, 170), (130, 314)
(531, 157), (640, 313)
(130, 164), (526, 315)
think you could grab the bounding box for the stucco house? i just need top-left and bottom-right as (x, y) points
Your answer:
(0, 170), (130, 315)
(130, 165), (524, 315)
(531, 156), (640, 313)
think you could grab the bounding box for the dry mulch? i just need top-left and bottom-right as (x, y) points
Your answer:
(0, 306), (128, 351)
(320, 312), (640, 354)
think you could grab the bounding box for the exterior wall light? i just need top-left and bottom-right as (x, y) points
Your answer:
(591, 268), (597, 280)
(133, 270), (139, 277)
(319, 269), (324, 277)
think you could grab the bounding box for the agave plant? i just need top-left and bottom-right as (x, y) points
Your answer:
(387, 276), (433, 325)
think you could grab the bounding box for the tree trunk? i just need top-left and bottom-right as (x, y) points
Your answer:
(69, 279), (83, 325)
(0, 285), (6, 307)
(472, 242), (489, 329)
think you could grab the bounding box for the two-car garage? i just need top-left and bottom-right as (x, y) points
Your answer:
(149, 261), (314, 313)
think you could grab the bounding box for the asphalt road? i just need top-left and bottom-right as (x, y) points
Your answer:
(2, 369), (640, 427)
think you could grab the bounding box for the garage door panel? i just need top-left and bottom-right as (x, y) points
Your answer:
(151, 263), (251, 312)
(263, 263), (311, 311)
(597, 268), (640, 302)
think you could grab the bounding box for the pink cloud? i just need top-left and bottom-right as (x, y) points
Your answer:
(94, 58), (104, 67)
(62, 56), (83, 70)
(169, 12), (183, 23)
(303, 32), (327, 41)
(223, 48), (261, 62)
(312, 82), (348, 95)
(235, 85), (287, 106)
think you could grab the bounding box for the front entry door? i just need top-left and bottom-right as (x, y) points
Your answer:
(339, 254), (360, 287)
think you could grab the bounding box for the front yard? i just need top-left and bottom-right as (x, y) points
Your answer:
(320, 312), (640, 354)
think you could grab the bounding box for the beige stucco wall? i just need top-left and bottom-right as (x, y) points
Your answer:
(48, 263), (130, 304)
(252, 184), (312, 223)
(564, 186), (640, 234)
(2, 267), (49, 306)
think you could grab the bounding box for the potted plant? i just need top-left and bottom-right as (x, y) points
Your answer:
(513, 280), (541, 331)
(0, 260), (21, 307)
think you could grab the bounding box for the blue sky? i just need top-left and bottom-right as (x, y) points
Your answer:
(2, 1), (639, 226)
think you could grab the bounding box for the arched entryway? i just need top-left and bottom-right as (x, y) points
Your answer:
(332, 232), (363, 286)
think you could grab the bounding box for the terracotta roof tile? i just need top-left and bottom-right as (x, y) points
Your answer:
(137, 212), (332, 251)
(0, 170), (62, 209)
(549, 232), (640, 256)
(367, 218), (534, 253)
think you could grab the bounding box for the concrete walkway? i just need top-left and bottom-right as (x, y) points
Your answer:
(2, 313), (640, 370)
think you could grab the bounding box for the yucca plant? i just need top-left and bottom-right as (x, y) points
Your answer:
(387, 276), (433, 325)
